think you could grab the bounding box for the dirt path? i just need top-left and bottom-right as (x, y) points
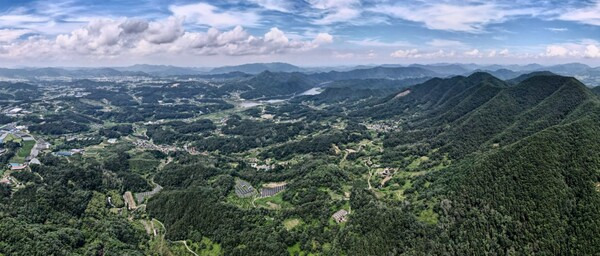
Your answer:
(181, 241), (199, 256)
(367, 169), (373, 190)
(340, 150), (348, 166)
(153, 219), (199, 256)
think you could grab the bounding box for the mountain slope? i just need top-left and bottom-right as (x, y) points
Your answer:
(311, 66), (438, 81)
(358, 73), (596, 159)
(437, 105), (600, 254)
(343, 72), (600, 254)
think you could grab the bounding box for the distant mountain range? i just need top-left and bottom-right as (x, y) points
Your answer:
(1, 62), (599, 86)
(209, 62), (303, 74)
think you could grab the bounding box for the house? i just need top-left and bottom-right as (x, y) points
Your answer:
(9, 163), (27, 170)
(55, 151), (73, 157)
(22, 136), (35, 141)
(29, 158), (41, 165)
(107, 138), (117, 144)
(332, 209), (349, 223)
(71, 149), (84, 154)
(9, 108), (22, 114)
(380, 168), (394, 177)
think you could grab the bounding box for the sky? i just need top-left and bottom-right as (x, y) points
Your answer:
(0, 0), (600, 67)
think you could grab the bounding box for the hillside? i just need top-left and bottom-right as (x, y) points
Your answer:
(311, 66), (439, 81)
(2, 68), (600, 255)
(339, 72), (600, 254)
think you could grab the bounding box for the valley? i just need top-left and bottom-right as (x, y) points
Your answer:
(0, 64), (599, 255)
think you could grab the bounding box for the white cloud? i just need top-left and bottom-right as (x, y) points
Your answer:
(0, 29), (31, 42)
(390, 49), (419, 58)
(585, 44), (600, 58)
(0, 17), (332, 62)
(348, 38), (411, 47)
(559, 2), (600, 26)
(169, 2), (260, 28)
(544, 45), (571, 57)
(145, 17), (184, 44)
(546, 27), (568, 32)
(390, 49), (455, 58)
(426, 39), (465, 48)
(464, 49), (481, 57)
(0, 14), (48, 27)
(541, 41), (600, 58)
(249, 0), (295, 12)
(313, 33), (333, 44)
(486, 49), (510, 58)
(333, 51), (355, 59)
(367, 50), (376, 58)
(371, 3), (536, 32)
(309, 0), (361, 25)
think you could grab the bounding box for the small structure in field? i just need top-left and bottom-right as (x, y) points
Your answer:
(332, 209), (349, 223)
(29, 158), (41, 165)
(380, 168), (395, 177)
(259, 182), (286, 198)
(123, 191), (137, 210)
(135, 185), (163, 204)
(235, 179), (256, 198)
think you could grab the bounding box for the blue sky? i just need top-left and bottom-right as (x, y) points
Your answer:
(0, 0), (600, 67)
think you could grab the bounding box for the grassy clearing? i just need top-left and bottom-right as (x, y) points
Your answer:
(287, 243), (316, 256)
(407, 156), (428, 170)
(283, 218), (302, 231)
(129, 158), (161, 175)
(184, 237), (222, 256)
(417, 206), (439, 225)
(226, 193), (254, 209)
(4, 134), (22, 143)
(255, 193), (290, 210)
(10, 140), (35, 164)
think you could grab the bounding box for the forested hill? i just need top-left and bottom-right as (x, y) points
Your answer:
(357, 73), (595, 155)
(340, 72), (600, 254)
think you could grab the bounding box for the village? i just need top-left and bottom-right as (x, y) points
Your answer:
(0, 123), (50, 185)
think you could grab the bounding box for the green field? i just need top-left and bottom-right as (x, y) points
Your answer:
(254, 193), (290, 210)
(10, 140), (35, 164)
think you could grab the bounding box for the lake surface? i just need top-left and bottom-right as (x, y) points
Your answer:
(299, 87), (322, 96)
(238, 87), (322, 108)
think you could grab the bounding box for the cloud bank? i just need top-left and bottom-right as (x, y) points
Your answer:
(0, 17), (333, 62)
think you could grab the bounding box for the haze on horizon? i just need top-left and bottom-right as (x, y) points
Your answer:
(1, 0), (600, 67)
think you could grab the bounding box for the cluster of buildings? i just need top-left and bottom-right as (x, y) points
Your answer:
(247, 158), (290, 171)
(0, 123), (50, 170)
(332, 209), (349, 224)
(53, 148), (84, 157)
(2, 107), (30, 118)
(364, 122), (399, 133)
(133, 139), (178, 153)
(379, 168), (396, 187)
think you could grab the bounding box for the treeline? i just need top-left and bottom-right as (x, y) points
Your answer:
(0, 153), (148, 255)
